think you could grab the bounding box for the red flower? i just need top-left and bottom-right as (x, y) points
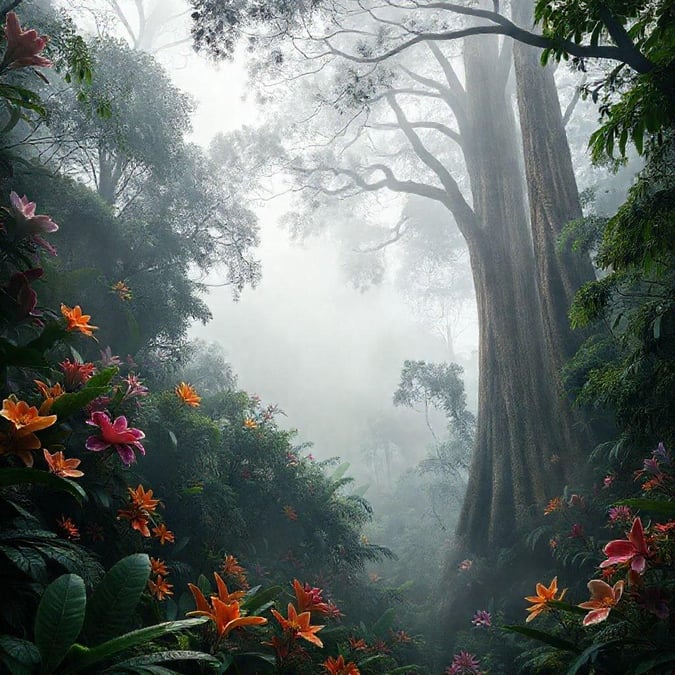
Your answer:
(601, 517), (651, 575)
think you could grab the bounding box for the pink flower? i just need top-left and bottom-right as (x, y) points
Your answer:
(447, 651), (481, 674)
(99, 346), (122, 367)
(8, 192), (58, 254)
(608, 505), (632, 524)
(122, 373), (149, 399)
(600, 517), (650, 574)
(603, 475), (614, 489)
(579, 579), (624, 626)
(471, 610), (491, 628)
(85, 411), (146, 466)
(1, 12), (51, 70)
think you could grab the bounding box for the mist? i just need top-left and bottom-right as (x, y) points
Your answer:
(0, 1), (671, 674)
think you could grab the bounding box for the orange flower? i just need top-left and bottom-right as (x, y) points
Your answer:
(221, 554), (246, 579)
(524, 577), (566, 622)
(111, 281), (132, 301)
(128, 484), (159, 514)
(348, 637), (367, 651)
(57, 515), (80, 540)
(175, 382), (201, 407)
(186, 586), (267, 638)
(213, 572), (247, 603)
(243, 417), (258, 429)
(579, 579), (624, 626)
(60, 304), (98, 336)
(117, 507), (151, 537)
(1, 396), (56, 434)
(544, 497), (564, 515)
(283, 505), (298, 521)
(293, 579), (330, 614)
(0, 428), (41, 466)
(34, 380), (65, 413)
(323, 655), (360, 674)
(43, 449), (83, 478)
(187, 574), (247, 618)
(148, 575), (173, 600)
(152, 523), (175, 545)
(150, 557), (168, 576)
(271, 603), (324, 647)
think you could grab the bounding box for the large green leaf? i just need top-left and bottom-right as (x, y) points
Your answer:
(503, 625), (578, 651)
(633, 652), (675, 674)
(0, 635), (41, 675)
(83, 553), (151, 646)
(51, 367), (118, 419)
(34, 573), (87, 673)
(61, 618), (208, 674)
(0, 467), (87, 504)
(567, 640), (625, 674)
(240, 585), (283, 615)
(615, 498), (675, 516)
(103, 650), (220, 671)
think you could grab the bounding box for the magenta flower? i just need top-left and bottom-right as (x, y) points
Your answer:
(608, 505), (632, 524)
(447, 651), (481, 674)
(600, 517), (650, 574)
(471, 610), (491, 628)
(122, 373), (149, 399)
(1, 268), (43, 321)
(8, 192), (58, 255)
(1, 12), (51, 70)
(85, 411), (146, 466)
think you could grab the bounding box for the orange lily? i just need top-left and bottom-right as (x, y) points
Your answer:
(221, 554), (246, 578)
(243, 417), (258, 429)
(579, 579), (624, 626)
(187, 591), (266, 638)
(148, 575), (173, 600)
(57, 515), (80, 540)
(271, 603), (324, 647)
(0, 428), (41, 466)
(117, 506), (151, 537)
(152, 523), (175, 544)
(128, 484), (159, 514)
(544, 497), (564, 515)
(60, 304), (98, 336)
(524, 576), (566, 622)
(214, 572), (247, 603)
(175, 382), (201, 407)
(323, 655), (360, 675)
(1, 396), (56, 434)
(34, 380), (65, 413)
(43, 449), (83, 478)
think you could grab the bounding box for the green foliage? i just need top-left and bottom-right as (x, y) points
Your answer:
(82, 554), (151, 646)
(0, 467), (86, 503)
(34, 573), (86, 673)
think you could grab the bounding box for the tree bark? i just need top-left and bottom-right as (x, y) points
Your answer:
(450, 36), (581, 553)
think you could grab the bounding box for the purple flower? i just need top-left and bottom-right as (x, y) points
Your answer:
(643, 457), (661, 475)
(654, 442), (670, 464)
(471, 610), (491, 628)
(448, 651), (481, 674)
(85, 411), (145, 466)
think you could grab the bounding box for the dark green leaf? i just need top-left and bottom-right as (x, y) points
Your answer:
(83, 553), (151, 645)
(0, 468), (87, 504)
(35, 573), (87, 673)
(503, 625), (578, 651)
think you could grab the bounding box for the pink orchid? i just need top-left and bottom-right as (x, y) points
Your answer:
(600, 517), (650, 574)
(579, 579), (624, 626)
(8, 192), (59, 255)
(1, 12), (51, 70)
(85, 411), (146, 466)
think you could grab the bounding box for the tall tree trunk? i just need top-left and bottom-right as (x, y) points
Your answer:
(451, 36), (582, 553)
(512, 0), (597, 375)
